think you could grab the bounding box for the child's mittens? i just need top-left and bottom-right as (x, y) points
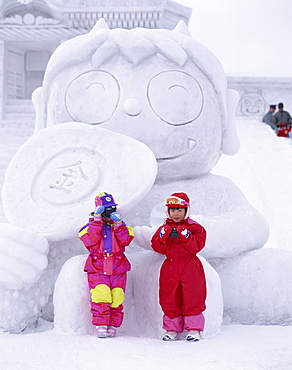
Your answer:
(176, 225), (191, 241)
(94, 205), (104, 222)
(110, 212), (122, 228)
(110, 212), (122, 222)
(159, 225), (172, 243)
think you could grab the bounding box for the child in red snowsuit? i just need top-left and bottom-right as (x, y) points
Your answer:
(277, 122), (291, 137)
(151, 192), (207, 342)
(79, 192), (134, 338)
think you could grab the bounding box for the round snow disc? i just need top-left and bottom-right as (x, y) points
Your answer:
(2, 122), (157, 240)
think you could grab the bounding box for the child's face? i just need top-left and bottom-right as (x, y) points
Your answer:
(168, 207), (186, 223)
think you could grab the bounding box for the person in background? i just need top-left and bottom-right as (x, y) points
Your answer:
(151, 192), (207, 342)
(79, 192), (134, 338)
(276, 122), (291, 138)
(274, 102), (292, 128)
(262, 104), (277, 130)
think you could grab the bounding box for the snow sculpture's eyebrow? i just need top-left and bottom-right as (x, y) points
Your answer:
(91, 41), (119, 68)
(91, 28), (188, 68)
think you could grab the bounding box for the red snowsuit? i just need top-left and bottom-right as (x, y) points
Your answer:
(151, 217), (207, 332)
(79, 218), (134, 327)
(277, 124), (291, 137)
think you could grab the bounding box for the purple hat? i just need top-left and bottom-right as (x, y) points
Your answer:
(95, 192), (118, 207)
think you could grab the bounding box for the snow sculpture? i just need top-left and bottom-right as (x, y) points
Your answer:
(1, 122), (157, 332)
(54, 252), (223, 338)
(1, 18), (291, 334)
(2, 123), (156, 240)
(40, 18), (290, 327)
(238, 90), (266, 117)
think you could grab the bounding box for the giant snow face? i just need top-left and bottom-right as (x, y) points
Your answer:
(40, 27), (224, 181)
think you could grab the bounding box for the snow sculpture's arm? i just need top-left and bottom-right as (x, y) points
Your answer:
(133, 225), (158, 251)
(135, 204), (268, 259)
(134, 176), (269, 259)
(0, 224), (49, 291)
(193, 209), (269, 259)
(193, 178), (270, 259)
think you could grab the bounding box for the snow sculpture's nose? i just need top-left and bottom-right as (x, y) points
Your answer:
(123, 98), (142, 116)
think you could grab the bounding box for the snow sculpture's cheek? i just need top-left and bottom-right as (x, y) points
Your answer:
(154, 96), (222, 179)
(65, 70), (120, 124)
(147, 71), (203, 125)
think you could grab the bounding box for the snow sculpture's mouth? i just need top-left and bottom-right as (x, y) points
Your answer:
(245, 108), (261, 114)
(157, 139), (196, 161)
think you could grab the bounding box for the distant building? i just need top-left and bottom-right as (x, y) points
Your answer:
(0, 0), (191, 118)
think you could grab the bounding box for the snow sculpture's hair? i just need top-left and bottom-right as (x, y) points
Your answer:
(43, 19), (229, 131)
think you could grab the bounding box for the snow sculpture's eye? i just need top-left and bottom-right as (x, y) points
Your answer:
(147, 71), (203, 125)
(65, 71), (120, 124)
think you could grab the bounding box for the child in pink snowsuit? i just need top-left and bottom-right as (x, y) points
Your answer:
(79, 192), (134, 338)
(151, 192), (207, 342)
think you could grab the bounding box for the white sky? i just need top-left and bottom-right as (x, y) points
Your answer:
(175, 0), (292, 77)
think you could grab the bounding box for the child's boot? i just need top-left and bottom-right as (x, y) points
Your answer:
(162, 331), (178, 341)
(186, 330), (200, 342)
(96, 325), (108, 338)
(107, 326), (117, 338)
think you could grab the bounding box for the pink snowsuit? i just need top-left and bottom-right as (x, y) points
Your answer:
(79, 218), (134, 327)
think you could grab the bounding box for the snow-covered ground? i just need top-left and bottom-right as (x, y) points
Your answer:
(0, 118), (292, 369)
(0, 321), (291, 370)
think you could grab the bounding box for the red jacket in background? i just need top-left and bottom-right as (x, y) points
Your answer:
(277, 125), (291, 137)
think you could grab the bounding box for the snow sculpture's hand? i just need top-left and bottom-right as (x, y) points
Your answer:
(0, 224), (49, 290)
(93, 205), (104, 222)
(159, 225), (172, 243)
(176, 225), (191, 241)
(133, 226), (157, 251)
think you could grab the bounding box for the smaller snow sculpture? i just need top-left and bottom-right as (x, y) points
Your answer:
(239, 90), (266, 117)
